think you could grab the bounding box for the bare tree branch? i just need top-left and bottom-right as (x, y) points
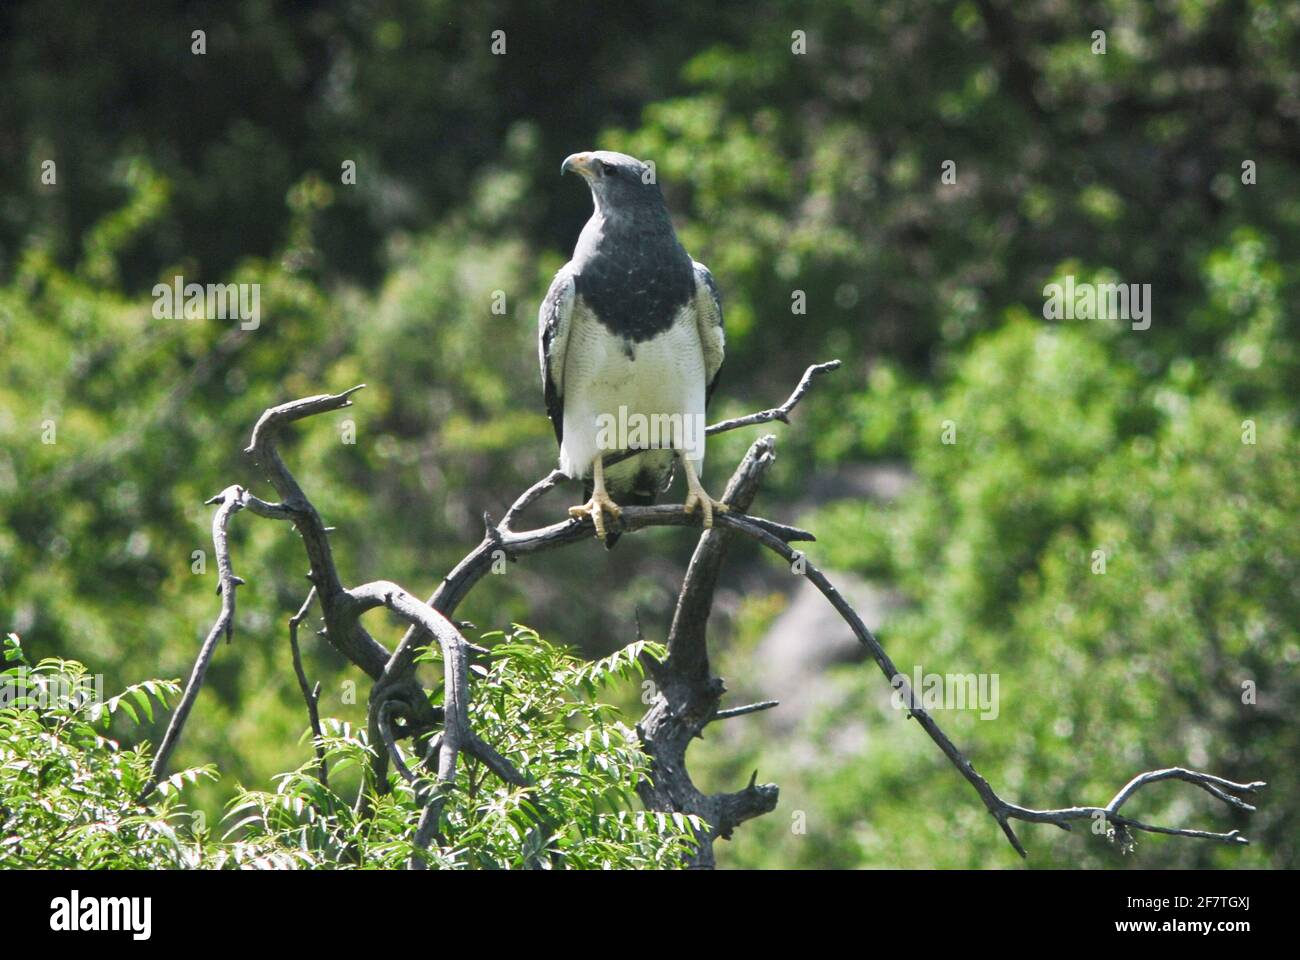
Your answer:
(351, 581), (526, 788)
(144, 389), (437, 799)
(703, 360), (841, 435)
(377, 493), (814, 690)
(376, 700), (417, 785)
(242, 385), (393, 679)
(288, 587), (327, 786)
(711, 700), (780, 722)
(636, 435), (785, 865)
(501, 469), (566, 532)
(716, 504), (1267, 858)
(667, 435), (778, 676)
(138, 484), (247, 801)
(994, 768), (1265, 848)
(147, 359), (1264, 868)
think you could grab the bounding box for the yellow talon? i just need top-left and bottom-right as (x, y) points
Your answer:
(680, 456), (727, 529)
(569, 455), (622, 539)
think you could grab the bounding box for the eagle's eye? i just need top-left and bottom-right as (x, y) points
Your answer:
(599, 160), (617, 177)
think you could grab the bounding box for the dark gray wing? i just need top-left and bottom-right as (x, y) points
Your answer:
(692, 261), (726, 405)
(538, 265), (576, 446)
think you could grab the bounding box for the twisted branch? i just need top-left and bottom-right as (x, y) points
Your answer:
(145, 360), (1264, 867)
(143, 388), (475, 808)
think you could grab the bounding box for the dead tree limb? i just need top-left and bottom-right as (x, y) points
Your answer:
(636, 435), (784, 866)
(137, 485), (246, 801)
(288, 586), (327, 786)
(143, 388), (471, 808)
(702, 359), (841, 434)
(146, 361), (1265, 868)
(711, 507), (1266, 858)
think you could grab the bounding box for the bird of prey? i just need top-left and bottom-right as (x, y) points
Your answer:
(539, 150), (726, 545)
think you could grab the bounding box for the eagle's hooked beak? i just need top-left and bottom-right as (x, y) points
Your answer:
(561, 152), (595, 177)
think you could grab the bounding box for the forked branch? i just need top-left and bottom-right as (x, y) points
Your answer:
(146, 361), (1264, 866)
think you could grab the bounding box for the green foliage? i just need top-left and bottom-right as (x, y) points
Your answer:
(224, 630), (697, 869)
(0, 631), (698, 869)
(0, 633), (210, 868)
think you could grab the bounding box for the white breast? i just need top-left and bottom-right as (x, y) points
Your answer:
(560, 300), (707, 487)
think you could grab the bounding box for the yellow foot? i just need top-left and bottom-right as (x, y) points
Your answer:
(568, 488), (622, 539)
(683, 484), (729, 529)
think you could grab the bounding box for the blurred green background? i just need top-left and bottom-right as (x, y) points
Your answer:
(1, 0), (1296, 867)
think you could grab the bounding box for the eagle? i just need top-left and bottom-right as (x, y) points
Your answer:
(539, 150), (726, 546)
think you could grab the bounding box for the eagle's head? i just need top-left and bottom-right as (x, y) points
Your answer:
(561, 150), (663, 216)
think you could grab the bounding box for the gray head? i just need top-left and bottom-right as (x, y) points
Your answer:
(558, 149), (694, 343)
(561, 150), (664, 217)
